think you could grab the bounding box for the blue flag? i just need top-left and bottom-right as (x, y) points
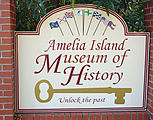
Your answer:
(49, 21), (59, 29)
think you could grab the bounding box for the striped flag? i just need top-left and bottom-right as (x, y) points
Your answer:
(101, 17), (109, 25)
(108, 21), (116, 30)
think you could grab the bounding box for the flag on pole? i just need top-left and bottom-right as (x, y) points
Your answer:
(93, 12), (101, 20)
(108, 21), (116, 30)
(65, 12), (73, 18)
(49, 21), (59, 29)
(74, 9), (83, 16)
(85, 9), (93, 16)
(101, 17), (109, 25)
(57, 17), (66, 24)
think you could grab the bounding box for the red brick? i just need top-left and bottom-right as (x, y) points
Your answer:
(151, 101), (153, 107)
(150, 51), (153, 57)
(113, 112), (119, 120)
(0, 85), (13, 90)
(144, 112), (149, 120)
(4, 103), (13, 109)
(132, 112), (137, 120)
(0, 45), (12, 51)
(3, 65), (13, 71)
(0, 110), (13, 115)
(47, 113), (52, 120)
(149, 81), (153, 88)
(137, 112), (143, 120)
(150, 57), (153, 63)
(1, 0), (11, 4)
(0, 104), (3, 109)
(148, 86), (153, 94)
(0, 4), (10, 10)
(2, 25), (16, 30)
(148, 92), (153, 100)
(4, 91), (13, 96)
(148, 2), (153, 7)
(150, 114), (153, 120)
(148, 27), (153, 31)
(151, 21), (153, 26)
(1, 11), (16, 18)
(0, 91), (2, 96)
(5, 116), (14, 120)
(102, 113), (107, 120)
(3, 78), (13, 84)
(144, 8), (150, 14)
(149, 69), (153, 76)
(22, 114), (28, 120)
(95, 112), (101, 120)
(0, 71), (13, 77)
(2, 38), (13, 44)
(82, 113), (88, 120)
(148, 14), (153, 20)
(70, 113), (77, 120)
(144, 21), (151, 26)
(145, 3), (148, 8)
(108, 112), (113, 120)
(41, 113), (46, 120)
(0, 58), (12, 64)
(126, 112), (131, 120)
(151, 33), (153, 39)
(65, 113), (70, 120)
(0, 32), (13, 37)
(35, 113), (40, 120)
(2, 51), (13, 57)
(148, 105), (153, 112)
(28, 114), (34, 120)
(0, 116), (3, 120)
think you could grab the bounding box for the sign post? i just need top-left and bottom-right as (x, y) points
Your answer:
(15, 5), (149, 112)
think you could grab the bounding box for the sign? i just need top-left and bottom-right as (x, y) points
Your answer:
(15, 5), (149, 112)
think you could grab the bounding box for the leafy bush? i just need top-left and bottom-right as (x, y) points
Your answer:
(16, 0), (144, 32)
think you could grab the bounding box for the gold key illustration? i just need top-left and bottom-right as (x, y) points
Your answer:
(35, 80), (132, 104)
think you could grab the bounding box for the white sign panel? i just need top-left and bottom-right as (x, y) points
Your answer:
(15, 5), (149, 112)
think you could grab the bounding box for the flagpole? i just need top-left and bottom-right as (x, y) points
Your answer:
(86, 11), (94, 36)
(83, 9), (85, 36)
(72, 11), (80, 36)
(57, 21), (64, 36)
(64, 16), (74, 36)
(102, 23), (109, 36)
(93, 18), (102, 36)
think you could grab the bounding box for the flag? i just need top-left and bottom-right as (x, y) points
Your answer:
(85, 9), (93, 16)
(49, 21), (59, 29)
(101, 17), (109, 25)
(93, 12), (101, 20)
(57, 17), (66, 24)
(74, 9), (83, 16)
(65, 12), (73, 18)
(108, 21), (116, 30)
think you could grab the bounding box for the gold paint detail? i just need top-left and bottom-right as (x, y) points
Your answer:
(35, 80), (53, 103)
(35, 80), (132, 104)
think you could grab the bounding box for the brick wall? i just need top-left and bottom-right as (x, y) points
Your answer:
(0, 0), (152, 120)
(145, 1), (153, 120)
(0, 0), (16, 120)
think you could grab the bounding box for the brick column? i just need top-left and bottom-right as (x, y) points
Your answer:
(144, 1), (153, 120)
(0, 0), (16, 120)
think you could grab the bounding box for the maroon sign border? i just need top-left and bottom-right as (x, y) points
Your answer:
(15, 4), (150, 113)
